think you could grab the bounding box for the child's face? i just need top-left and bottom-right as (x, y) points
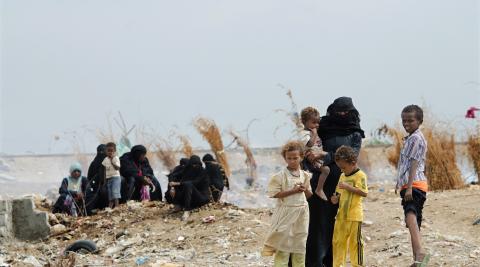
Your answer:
(305, 117), (320, 130)
(401, 112), (421, 134)
(335, 159), (357, 175)
(106, 147), (116, 157)
(284, 150), (302, 169)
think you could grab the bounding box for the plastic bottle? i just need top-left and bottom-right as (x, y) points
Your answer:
(71, 204), (78, 217)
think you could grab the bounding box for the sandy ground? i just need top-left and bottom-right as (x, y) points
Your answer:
(0, 146), (479, 266)
(1, 185), (479, 267)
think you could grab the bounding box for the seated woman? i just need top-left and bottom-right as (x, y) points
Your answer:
(202, 154), (229, 202)
(168, 155), (211, 220)
(120, 145), (162, 202)
(165, 158), (189, 204)
(52, 162), (89, 216)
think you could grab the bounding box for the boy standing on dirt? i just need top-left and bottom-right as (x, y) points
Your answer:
(331, 145), (367, 267)
(396, 105), (430, 266)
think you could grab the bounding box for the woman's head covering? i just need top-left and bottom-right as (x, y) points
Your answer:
(202, 153), (215, 163)
(181, 155), (204, 179)
(326, 97), (357, 114)
(180, 158), (190, 166)
(131, 145), (147, 161)
(319, 97), (365, 139)
(69, 162), (82, 175)
(96, 144), (107, 154)
(87, 144), (107, 180)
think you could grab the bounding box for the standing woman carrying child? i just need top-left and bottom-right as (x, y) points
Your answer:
(306, 97), (364, 267)
(262, 141), (313, 267)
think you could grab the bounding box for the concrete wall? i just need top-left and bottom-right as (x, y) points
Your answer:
(0, 198), (50, 241)
(0, 200), (13, 239)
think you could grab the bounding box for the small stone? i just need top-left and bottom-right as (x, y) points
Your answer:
(22, 256), (42, 267)
(48, 213), (59, 225)
(362, 220), (373, 226)
(105, 245), (124, 256)
(50, 224), (67, 235)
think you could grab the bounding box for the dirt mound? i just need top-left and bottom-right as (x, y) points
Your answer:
(1, 185), (480, 266)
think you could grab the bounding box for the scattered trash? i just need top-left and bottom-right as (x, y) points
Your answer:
(105, 245), (124, 256)
(22, 256), (42, 267)
(473, 218), (480, 225)
(202, 215), (216, 223)
(363, 220), (373, 226)
(177, 236), (185, 241)
(135, 256), (149, 265)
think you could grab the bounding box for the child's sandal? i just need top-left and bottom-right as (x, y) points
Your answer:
(413, 253), (431, 267)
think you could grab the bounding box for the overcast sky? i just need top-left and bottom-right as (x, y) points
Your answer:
(1, 0), (479, 155)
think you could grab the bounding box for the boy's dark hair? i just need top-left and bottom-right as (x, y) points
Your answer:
(300, 107), (320, 124)
(281, 140), (305, 159)
(335, 145), (357, 164)
(402, 105), (423, 123)
(105, 142), (117, 150)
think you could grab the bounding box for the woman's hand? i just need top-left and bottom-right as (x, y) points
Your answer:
(317, 151), (327, 159)
(169, 181), (180, 187)
(331, 193), (339, 204)
(306, 151), (316, 162)
(169, 187), (176, 198)
(143, 176), (152, 185)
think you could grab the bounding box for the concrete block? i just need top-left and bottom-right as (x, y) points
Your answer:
(0, 200), (12, 238)
(12, 198), (50, 240)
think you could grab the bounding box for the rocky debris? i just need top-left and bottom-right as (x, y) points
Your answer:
(50, 224), (67, 236)
(0, 187), (479, 266)
(21, 255), (42, 267)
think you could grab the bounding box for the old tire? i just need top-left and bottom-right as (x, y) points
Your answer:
(64, 240), (97, 255)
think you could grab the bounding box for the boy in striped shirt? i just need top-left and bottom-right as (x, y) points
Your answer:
(396, 105), (430, 267)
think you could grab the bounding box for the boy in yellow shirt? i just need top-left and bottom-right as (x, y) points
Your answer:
(331, 145), (368, 267)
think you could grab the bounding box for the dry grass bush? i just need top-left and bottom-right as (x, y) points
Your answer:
(377, 124), (403, 167)
(95, 115), (116, 144)
(274, 89), (303, 138)
(358, 149), (371, 175)
(156, 139), (178, 172)
(382, 120), (464, 191)
(134, 125), (157, 161)
(178, 135), (194, 158)
(193, 117), (231, 177)
(229, 130), (258, 185)
(285, 89), (303, 130)
(467, 127), (480, 181)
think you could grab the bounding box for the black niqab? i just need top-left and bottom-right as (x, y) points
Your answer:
(87, 144), (107, 180)
(318, 97), (365, 139)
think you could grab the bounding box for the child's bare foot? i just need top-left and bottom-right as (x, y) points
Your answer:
(315, 189), (328, 201)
